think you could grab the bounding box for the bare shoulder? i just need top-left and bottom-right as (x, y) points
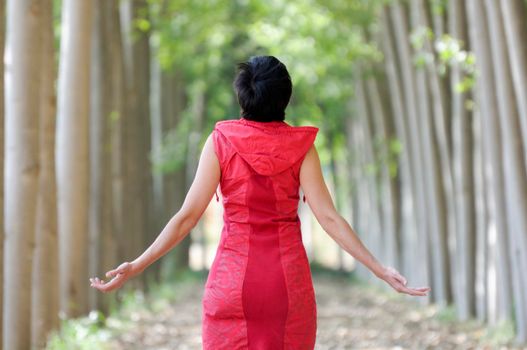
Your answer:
(299, 144), (320, 181)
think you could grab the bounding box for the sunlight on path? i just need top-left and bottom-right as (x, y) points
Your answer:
(107, 273), (519, 349)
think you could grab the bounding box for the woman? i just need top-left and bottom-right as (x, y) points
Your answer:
(90, 55), (431, 349)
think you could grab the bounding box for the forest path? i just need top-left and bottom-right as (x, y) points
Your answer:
(106, 272), (518, 349)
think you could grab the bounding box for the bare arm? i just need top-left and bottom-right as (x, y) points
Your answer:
(90, 132), (220, 292)
(299, 144), (385, 277)
(299, 144), (430, 296)
(130, 132), (220, 273)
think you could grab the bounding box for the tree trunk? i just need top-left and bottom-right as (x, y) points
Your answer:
(365, 70), (401, 271)
(120, 0), (153, 289)
(500, 0), (527, 158)
(108, 0), (128, 290)
(31, 0), (59, 347)
(0, 0), (5, 345)
(390, 3), (434, 300)
(3, 0), (43, 348)
(88, 0), (116, 314)
(344, 110), (368, 279)
(148, 47), (165, 283)
(379, 6), (416, 281)
(345, 103), (371, 280)
(56, 0), (93, 317)
(484, 0), (527, 341)
(447, 0), (477, 320)
(160, 70), (190, 278)
(466, 0), (513, 330)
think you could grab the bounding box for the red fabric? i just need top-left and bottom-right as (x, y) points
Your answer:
(202, 117), (319, 350)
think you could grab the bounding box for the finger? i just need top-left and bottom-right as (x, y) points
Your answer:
(92, 277), (109, 289)
(106, 262), (130, 278)
(91, 278), (104, 287)
(106, 269), (123, 278)
(94, 274), (126, 293)
(403, 286), (430, 296)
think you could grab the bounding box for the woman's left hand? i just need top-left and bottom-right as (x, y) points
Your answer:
(89, 261), (138, 293)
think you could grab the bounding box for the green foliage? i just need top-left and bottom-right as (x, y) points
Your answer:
(433, 304), (458, 323)
(410, 26), (476, 93)
(53, 0), (62, 56)
(481, 319), (517, 346)
(434, 34), (476, 92)
(46, 311), (114, 350)
(429, 0), (448, 15)
(150, 115), (191, 173)
(142, 0), (386, 173)
(47, 269), (206, 349)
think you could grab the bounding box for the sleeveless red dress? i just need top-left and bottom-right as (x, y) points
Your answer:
(202, 117), (319, 349)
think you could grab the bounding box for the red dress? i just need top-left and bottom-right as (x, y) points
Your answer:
(202, 117), (319, 349)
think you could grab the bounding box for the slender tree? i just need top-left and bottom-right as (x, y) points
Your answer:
(56, 0), (93, 317)
(379, 6), (417, 284)
(484, 0), (527, 341)
(364, 71), (400, 271)
(31, 0), (59, 347)
(107, 0), (128, 291)
(88, 0), (117, 313)
(354, 76), (383, 281)
(500, 0), (527, 154)
(466, 0), (513, 331)
(447, 0), (477, 320)
(390, 3), (433, 298)
(3, 0), (43, 348)
(120, 0), (151, 289)
(0, 0), (5, 345)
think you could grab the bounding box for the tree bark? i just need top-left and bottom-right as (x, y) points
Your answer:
(466, 0), (513, 330)
(500, 0), (527, 158)
(379, 6), (417, 282)
(160, 70), (190, 278)
(390, 3), (434, 300)
(365, 70), (401, 271)
(354, 76), (383, 281)
(0, 0), (5, 345)
(484, 0), (527, 341)
(31, 0), (59, 347)
(56, 0), (93, 317)
(88, 0), (116, 313)
(3, 0), (43, 348)
(447, 0), (477, 320)
(108, 0), (128, 289)
(119, 0), (154, 290)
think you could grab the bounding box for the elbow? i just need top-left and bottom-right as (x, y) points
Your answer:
(177, 211), (199, 233)
(320, 211), (342, 235)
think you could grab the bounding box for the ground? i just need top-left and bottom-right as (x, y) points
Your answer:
(104, 272), (522, 350)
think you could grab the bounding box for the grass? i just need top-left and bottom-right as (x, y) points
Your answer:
(480, 318), (517, 347)
(45, 268), (207, 350)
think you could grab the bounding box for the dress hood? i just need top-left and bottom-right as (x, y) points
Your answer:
(213, 118), (319, 176)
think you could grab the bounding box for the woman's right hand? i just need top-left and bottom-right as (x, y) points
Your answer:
(379, 266), (431, 296)
(90, 261), (139, 293)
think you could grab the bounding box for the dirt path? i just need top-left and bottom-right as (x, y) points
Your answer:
(106, 273), (521, 349)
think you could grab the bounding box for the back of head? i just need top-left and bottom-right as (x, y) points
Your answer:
(233, 56), (292, 122)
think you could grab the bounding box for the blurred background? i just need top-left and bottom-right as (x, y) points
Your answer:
(2, 0), (527, 349)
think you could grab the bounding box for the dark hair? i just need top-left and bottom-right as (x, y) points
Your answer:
(233, 56), (292, 122)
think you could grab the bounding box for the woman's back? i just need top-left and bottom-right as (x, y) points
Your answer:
(202, 117), (319, 350)
(212, 117), (318, 223)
